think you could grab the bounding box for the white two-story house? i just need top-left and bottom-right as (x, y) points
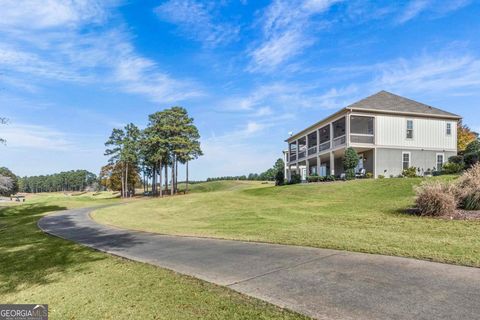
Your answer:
(285, 91), (461, 180)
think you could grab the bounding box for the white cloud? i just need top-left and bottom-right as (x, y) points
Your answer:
(397, 0), (471, 24)
(374, 54), (480, 94)
(397, 0), (432, 23)
(0, 123), (72, 150)
(0, 0), (202, 103)
(248, 0), (341, 72)
(0, 0), (112, 30)
(155, 0), (239, 46)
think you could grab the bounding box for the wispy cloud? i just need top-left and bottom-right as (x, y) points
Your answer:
(0, 0), (113, 30)
(248, 0), (341, 72)
(0, 123), (72, 150)
(397, 0), (471, 24)
(0, 0), (202, 103)
(155, 0), (240, 46)
(373, 54), (480, 94)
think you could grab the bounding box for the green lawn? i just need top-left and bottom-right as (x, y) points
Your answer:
(93, 178), (480, 267)
(0, 192), (306, 320)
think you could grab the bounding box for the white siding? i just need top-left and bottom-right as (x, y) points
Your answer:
(376, 115), (457, 150)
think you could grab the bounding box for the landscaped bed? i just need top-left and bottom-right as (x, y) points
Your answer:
(92, 177), (480, 268)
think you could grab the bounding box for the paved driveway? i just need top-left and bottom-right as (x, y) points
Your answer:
(38, 207), (480, 320)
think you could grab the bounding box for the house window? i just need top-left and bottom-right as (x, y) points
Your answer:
(446, 123), (452, 136)
(437, 154), (444, 171)
(406, 120), (414, 139)
(402, 152), (411, 170)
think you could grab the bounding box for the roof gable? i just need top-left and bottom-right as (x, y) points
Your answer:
(346, 91), (461, 118)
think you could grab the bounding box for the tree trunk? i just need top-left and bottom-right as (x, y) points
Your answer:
(186, 160), (189, 193)
(125, 162), (129, 197)
(171, 155), (175, 196)
(152, 165), (156, 196)
(165, 164), (168, 194)
(175, 159), (178, 194)
(121, 164), (125, 198)
(159, 160), (163, 197)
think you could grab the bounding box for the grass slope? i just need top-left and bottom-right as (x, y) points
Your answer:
(0, 193), (306, 320)
(93, 178), (480, 267)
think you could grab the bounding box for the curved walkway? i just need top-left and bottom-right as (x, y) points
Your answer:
(39, 207), (480, 320)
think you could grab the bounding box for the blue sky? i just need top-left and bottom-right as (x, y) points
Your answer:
(1, 0), (479, 180)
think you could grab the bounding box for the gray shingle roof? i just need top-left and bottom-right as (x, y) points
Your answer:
(346, 91), (461, 119)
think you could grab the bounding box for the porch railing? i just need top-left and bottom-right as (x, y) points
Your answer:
(319, 141), (330, 152)
(332, 135), (346, 148)
(289, 154), (297, 162)
(308, 146), (317, 156)
(298, 151), (306, 159)
(350, 134), (374, 144)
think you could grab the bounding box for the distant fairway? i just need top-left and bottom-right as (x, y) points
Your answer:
(93, 177), (480, 267)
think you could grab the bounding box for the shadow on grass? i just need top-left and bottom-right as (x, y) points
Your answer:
(0, 204), (140, 295)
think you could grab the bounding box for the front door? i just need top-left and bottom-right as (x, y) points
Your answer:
(301, 168), (307, 180)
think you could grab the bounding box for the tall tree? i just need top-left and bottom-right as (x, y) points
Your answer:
(458, 121), (478, 152)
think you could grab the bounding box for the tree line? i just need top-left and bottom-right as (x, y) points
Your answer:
(102, 106), (202, 198)
(206, 158), (285, 182)
(17, 170), (97, 193)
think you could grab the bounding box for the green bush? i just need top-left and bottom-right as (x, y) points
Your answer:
(343, 148), (359, 180)
(365, 172), (373, 179)
(378, 175), (385, 179)
(448, 155), (464, 165)
(324, 175), (336, 182)
(415, 181), (458, 216)
(402, 167), (418, 178)
(464, 152), (480, 168)
(307, 176), (319, 183)
(275, 170), (285, 186)
(289, 173), (301, 184)
(442, 162), (464, 174)
(465, 139), (480, 154)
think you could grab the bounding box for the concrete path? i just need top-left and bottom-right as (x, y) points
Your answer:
(38, 207), (480, 320)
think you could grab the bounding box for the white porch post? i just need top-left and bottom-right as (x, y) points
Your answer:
(346, 112), (350, 146)
(330, 151), (335, 176)
(373, 148), (377, 179)
(306, 158), (310, 178)
(317, 155), (321, 176)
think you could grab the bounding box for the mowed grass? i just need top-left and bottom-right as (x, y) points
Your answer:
(93, 178), (480, 267)
(0, 192), (307, 320)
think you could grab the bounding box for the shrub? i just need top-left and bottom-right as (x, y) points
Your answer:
(464, 152), (480, 168)
(365, 172), (373, 179)
(289, 172), (301, 184)
(455, 163), (480, 210)
(275, 170), (285, 186)
(415, 181), (458, 216)
(324, 175), (336, 182)
(465, 139), (480, 154)
(448, 155), (464, 165)
(402, 167), (417, 178)
(378, 175), (385, 179)
(343, 148), (359, 180)
(307, 176), (319, 183)
(442, 162), (464, 174)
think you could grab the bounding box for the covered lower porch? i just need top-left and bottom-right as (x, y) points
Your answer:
(287, 147), (375, 181)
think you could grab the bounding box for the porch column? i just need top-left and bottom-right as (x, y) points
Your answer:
(288, 164), (292, 181)
(306, 159), (310, 178)
(317, 155), (321, 176)
(346, 112), (350, 146)
(330, 151), (335, 176)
